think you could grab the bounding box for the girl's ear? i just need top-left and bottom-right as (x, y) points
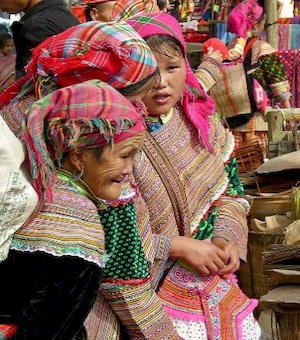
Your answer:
(68, 149), (84, 172)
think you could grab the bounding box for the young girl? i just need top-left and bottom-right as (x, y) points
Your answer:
(0, 32), (15, 93)
(127, 13), (261, 339)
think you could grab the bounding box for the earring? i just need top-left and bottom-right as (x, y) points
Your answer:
(71, 168), (84, 181)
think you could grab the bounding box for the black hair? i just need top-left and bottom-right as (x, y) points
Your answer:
(157, 0), (167, 11)
(256, 12), (266, 25)
(85, 3), (97, 21)
(144, 34), (184, 59)
(118, 68), (160, 97)
(85, 2), (111, 21)
(0, 32), (13, 50)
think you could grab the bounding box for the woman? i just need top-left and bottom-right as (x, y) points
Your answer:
(0, 32), (15, 93)
(124, 12), (261, 339)
(0, 20), (158, 262)
(0, 80), (149, 339)
(214, 0), (291, 165)
(0, 21), (183, 340)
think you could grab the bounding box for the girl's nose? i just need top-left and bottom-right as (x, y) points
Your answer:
(155, 73), (167, 90)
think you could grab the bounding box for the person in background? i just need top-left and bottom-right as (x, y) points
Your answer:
(72, 0), (159, 23)
(0, 0), (79, 79)
(0, 80), (149, 340)
(278, 0), (295, 23)
(0, 32), (15, 92)
(158, 0), (168, 12)
(179, 0), (194, 21)
(71, 0), (117, 23)
(218, 0), (291, 162)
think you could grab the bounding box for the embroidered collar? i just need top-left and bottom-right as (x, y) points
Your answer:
(145, 108), (174, 132)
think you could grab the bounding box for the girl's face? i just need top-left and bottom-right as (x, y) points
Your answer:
(142, 48), (186, 117)
(1, 38), (14, 56)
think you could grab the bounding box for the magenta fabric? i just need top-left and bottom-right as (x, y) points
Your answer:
(227, 0), (263, 38)
(127, 12), (215, 151)
(279, 49), (300, 108)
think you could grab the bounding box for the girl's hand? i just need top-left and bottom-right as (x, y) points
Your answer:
(212, 237), (240, 274)
(170, 236), (228, 276)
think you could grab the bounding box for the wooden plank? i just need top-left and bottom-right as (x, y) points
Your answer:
(265, 0), (279, 49)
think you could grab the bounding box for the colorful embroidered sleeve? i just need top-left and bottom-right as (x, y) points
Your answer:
(212, 120), (250, 261)
(195, 57), (223, 92)
(253, 52), (291, 102)
(134, 185), (173, 289)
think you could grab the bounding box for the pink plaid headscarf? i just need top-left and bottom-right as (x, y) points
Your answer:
(227, 0), (263, 38)
(127, 13), (215, 151)
(22, 80), (147, 201)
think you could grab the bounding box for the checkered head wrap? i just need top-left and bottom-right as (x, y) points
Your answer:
(127, 13), (215, 151)
(113, 0), (158, 21)
(22, 80), (147, 201)
(0, 21), (157, 107)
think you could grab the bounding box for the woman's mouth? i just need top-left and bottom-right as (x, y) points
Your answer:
(112, 175), (128, 184)
(153, 93), (170, 105)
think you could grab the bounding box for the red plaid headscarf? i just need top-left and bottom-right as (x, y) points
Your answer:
(22, 80), (147, 201)
(0, 21), (157, 109)
(113, 0), (159, 21)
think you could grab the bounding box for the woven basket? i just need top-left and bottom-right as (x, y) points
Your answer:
(248, 232), (285, 299)
(274, 306), (300, 340)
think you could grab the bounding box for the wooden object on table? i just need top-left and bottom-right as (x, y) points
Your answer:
(265, 108), (300, 158)
(260, 285), (300, 340)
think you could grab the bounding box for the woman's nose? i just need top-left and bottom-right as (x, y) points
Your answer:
(122, 160), (133, 175)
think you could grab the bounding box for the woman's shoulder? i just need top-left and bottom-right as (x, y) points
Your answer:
(252, 40), (276, 60)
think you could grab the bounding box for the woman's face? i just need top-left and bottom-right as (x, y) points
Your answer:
(142, 48), (186, 117)
(254, 14), (267, 35)
(81, 132), (145, 201)
(1, 39), (14, 56)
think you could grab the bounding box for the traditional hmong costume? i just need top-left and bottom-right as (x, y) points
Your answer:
(0, 80), (167, 340)
(0, 20), (157, 261)
(124, 13), (261, 340)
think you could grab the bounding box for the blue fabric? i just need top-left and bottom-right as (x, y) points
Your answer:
(291, 24), (300, 49)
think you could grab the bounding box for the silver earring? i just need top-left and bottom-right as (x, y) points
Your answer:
(71, 168), (84, 181)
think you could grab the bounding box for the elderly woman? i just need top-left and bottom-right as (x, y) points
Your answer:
(0, 20), (158, 263)
(0, 22), (184, 340)
(0, 79), (168, 340)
